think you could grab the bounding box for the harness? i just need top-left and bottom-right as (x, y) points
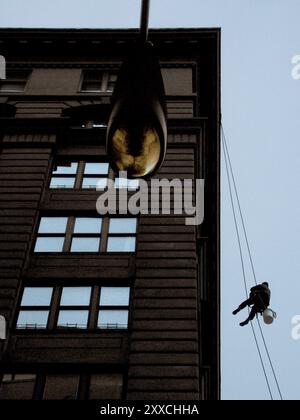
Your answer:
(251, 290), (268, 313)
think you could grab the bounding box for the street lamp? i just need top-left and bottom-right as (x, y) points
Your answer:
(106, 0), (167, 179)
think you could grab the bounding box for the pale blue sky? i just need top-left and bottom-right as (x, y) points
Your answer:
(1, 0), (300, 400)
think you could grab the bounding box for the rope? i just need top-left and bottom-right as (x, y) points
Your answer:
(221, 124), (284, 401)
(221, 128), (274, 400)
(221, 125), (258, 286)
(257, 317), (284, 401)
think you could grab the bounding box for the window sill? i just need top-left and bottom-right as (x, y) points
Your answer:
(7, 331), (130, 365)
(13, 328), (129, 335)
(26, 253), (136, 280)
(40, 190), (138, 211)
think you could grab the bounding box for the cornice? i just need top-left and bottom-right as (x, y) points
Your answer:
(0, 28), (221, 58)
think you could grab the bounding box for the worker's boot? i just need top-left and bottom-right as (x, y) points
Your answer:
(240, 320), (249, 327)
(232, 307), (241, 315)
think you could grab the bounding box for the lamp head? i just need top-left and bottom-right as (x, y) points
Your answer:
(106, 42), (167, 179)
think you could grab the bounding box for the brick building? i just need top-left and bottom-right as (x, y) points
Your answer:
(0, 28), (220, 400)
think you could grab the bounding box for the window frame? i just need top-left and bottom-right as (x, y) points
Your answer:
(80, 70), (118, 93)
(16, 287), (54, 330)
(49, 159), (112, 190)
(34, 215), (138, 254)
(98, 287), (131, 330)
(56, 286), (93, 330)
(0, 372), (124, 400)
(15, 285), (132, 332)
(160, 62), (197, 95)
(49, 161), (79, 189)
(0, 69), (31, 93)
(49, 158), (140, 191)
(107, 218), (138, 253)
(0, 374), (37, 400)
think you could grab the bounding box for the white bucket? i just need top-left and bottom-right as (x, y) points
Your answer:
(263, 308), (277, 325)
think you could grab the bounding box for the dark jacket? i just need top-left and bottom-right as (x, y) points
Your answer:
(250, 284), (271, 308)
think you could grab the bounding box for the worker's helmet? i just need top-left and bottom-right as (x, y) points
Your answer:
(262, 282), (269, 288)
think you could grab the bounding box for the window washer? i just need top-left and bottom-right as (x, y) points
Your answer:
(233, 282), (271, 327)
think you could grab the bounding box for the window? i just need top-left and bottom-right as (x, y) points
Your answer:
(34, 217), (68, 252)
(34, 216), (137, 253)
(16, 286), (130, 331)
(50, 162), (78, 189)
(89, 374), (123, 400)
(107, 218), (137, 253)
(49, 159), (139, 191)
(0, 69), (31, 93)
(57, 287), (92, 329)
(71, 218), (102, 252)
(114, 177), (140, 191)
(16, 287), (53, 329)
(0, 374), (36, 400)
(82, 162), (109, 189)
(43, 375), (79, 400)
(161, 66), (195, 95)
(98, 287), (130, 329)
(0, 373), (123, 400)
(107, 73), (118, 92)
(81, 70), (118, 93)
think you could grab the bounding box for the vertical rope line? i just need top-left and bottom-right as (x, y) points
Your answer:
(221, 128), (273, 400)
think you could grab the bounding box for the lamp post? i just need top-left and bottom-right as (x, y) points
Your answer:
(140, 0), (150, 43)
(106, 0), (167, 179)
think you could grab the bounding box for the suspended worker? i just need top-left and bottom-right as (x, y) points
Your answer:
(233, 282), (271, 327)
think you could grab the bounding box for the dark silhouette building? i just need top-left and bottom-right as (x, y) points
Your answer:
(0, 28), (220, 400)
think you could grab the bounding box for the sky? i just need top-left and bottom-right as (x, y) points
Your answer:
(1, 0), (300, 400)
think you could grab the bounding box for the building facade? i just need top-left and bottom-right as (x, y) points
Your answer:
(0, 28), (220, 400)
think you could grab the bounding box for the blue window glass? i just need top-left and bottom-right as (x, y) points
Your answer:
(109, 218), (137, 234)
(21, 288), (53, 306)
(52, 162), (78, 175)
(98, 310), (128, 329)
(82, 178), (108, 189)
(17, 311), (49, 329)
(115, 178), (139, 190)
(34, 237), (65, 253)
(107, 237), (136, 253)
(71, 238), (100, 252)
(74, 218), (102, 233)
(57, 311), (89, 328)
(100, 287), (130, 306)
(50, 177), (76, 189)
(38, 217), (68, 234)
(84, 163), (109, 175)
(60, 287), (91, 306)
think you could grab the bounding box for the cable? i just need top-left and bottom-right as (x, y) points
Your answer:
(257, 317), (284, 401)
(221, 125), (257, 286)
(221, 123), (284, 401)
(221, 128), (274, 401)
(221, 124), (284, 401)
